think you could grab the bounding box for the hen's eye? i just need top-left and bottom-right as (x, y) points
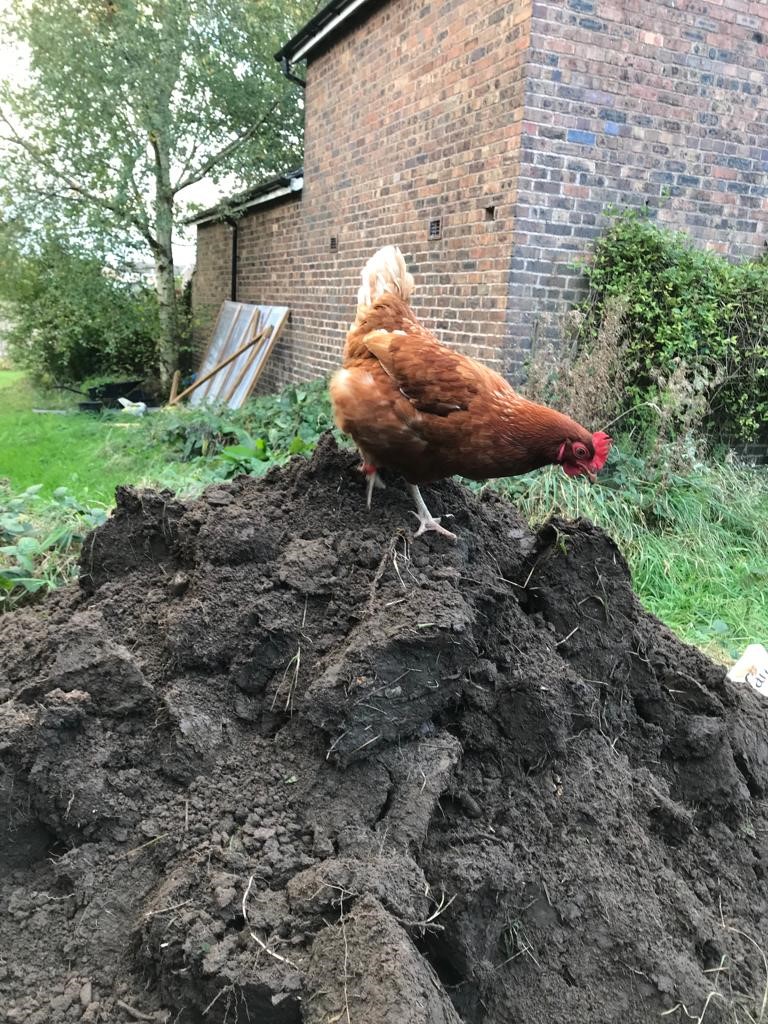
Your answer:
(573, 444), (588, 459)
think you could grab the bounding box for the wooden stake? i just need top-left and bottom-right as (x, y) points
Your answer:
(169, 328), (268, 405)
(168, 370), (181, 404)
(241, 308), (290, 402)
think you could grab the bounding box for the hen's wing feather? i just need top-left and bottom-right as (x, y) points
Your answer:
(363, 326), (511, 418)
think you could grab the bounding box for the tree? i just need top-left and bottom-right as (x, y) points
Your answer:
(0, 0), (311, 387)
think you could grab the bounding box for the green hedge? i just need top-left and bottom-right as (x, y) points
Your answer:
(580, 211), (768, 442)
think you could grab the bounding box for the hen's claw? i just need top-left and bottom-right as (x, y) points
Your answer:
(411, 511), (457, 540)
(408, 483), (457, 541)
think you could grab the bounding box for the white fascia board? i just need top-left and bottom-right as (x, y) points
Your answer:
(291, 0), (371, 63)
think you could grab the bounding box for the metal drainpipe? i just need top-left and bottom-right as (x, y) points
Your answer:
(224, 216), (238, 302)
(280, 57), (306, 89)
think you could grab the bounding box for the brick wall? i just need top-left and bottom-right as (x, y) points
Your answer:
(192, 197), (308, 393)
(296, 0), (531, 376)
(506, 0), (768, 371)
(194, 0), (532, 391)
(191, 220), (232, 353)
(235, 195), (305, 393)
(193, 0), (768, 392)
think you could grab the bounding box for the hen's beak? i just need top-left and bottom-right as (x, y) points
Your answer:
(585, 469), (597, 484)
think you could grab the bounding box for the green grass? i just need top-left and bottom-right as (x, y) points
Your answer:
(0, 370), (166, 502)
(1, 369), (766, 662)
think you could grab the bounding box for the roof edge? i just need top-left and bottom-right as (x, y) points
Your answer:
(275, 0), (383, 65)
(185, 169), (304, 226)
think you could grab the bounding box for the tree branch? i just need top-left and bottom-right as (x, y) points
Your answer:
(21, 180), (158, 251)
(0, 110), (155, 245)
(172, 102), (279, 194)
(174, 135), (203, 190)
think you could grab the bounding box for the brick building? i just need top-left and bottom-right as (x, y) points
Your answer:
(190, 0), (768, 393)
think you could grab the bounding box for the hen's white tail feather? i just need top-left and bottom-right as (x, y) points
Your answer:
(357, 245), (415, 310)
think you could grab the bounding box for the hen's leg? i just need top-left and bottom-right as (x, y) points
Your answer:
(360, 463), (385, 509)
(408, 484), (457, 540)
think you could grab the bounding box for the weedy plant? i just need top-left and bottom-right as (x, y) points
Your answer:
(138, 379), (338, 480)
(0, 482), (107, 609)
(525, 293), (630, 433)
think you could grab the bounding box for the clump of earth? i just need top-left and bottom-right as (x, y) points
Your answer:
(1, 435), (767, 1023)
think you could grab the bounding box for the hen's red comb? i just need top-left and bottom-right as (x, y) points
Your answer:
(591, 431), (612, 469)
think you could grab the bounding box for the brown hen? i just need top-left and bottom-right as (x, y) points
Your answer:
(330, 246), (611, 539)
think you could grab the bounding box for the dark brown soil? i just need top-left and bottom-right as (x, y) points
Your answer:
(1, 434), (767, 1024)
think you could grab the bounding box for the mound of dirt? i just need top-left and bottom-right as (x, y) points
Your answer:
(2, 434), (767, 1024)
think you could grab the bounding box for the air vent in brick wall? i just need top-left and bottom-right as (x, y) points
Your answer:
(330, 236), (338, 252)
(428, 218), (442, 240)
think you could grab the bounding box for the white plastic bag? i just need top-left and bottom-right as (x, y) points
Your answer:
(727, 644), (768, 698)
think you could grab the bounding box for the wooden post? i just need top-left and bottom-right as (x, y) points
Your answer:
(168, 370), (181, 404)
(241, 309), (290, 402)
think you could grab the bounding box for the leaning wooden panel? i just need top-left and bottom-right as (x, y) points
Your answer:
(170, 329), (268, 406)
(223, 332), (265, 406)
(228, 306), (290, 409)
(209, 305), (263, 405)
(190, 301), (259, 407)
(194, 301), (227, 382)
(189, 301), (242, 406)
(197, 301), (241, 373)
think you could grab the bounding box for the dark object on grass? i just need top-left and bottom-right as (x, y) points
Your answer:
(58, 378), (150, 410)
(87, 379), (144, 407)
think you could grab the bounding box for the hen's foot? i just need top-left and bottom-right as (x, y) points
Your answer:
(408, 484), (457, 541)
(411, 511), (457, 539)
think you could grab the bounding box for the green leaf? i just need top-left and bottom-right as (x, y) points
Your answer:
(220, 444), (259, 462)
(289, 436), (308, 454)
(16, 536), (42, 557)
(0, 517), (30, 536)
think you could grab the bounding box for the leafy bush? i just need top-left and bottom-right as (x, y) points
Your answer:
(575, 210), (768, 442)
(0, 483), (107, 609)
(0, 237), (159, 384)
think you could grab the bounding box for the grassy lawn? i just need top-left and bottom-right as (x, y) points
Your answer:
(0, 370), (160, 502)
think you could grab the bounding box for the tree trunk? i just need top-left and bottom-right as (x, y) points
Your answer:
(154, 218), (178, 389)
(149, 111), (180, 391)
